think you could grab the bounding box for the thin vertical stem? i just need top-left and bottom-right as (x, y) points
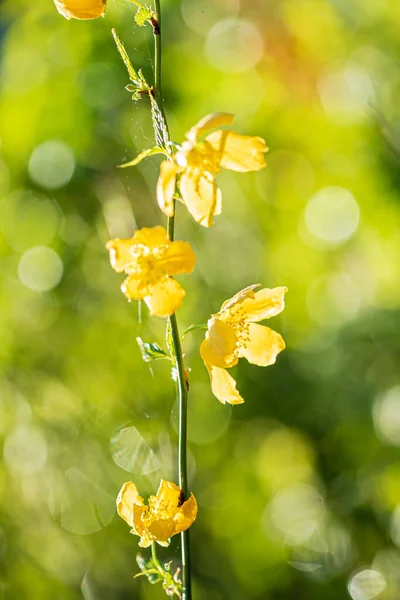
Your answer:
(151, 541), (160, 567)
(152, 1), (192, 598)
(168, 312), (191, 599)
(153, 0), (162, 105)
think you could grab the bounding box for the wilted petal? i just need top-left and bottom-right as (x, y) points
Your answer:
(145, 277), (185, 317)
(185, 113), (234, 146)
(179, 170), (222, 227)
(106, 238), (135, 273)
(160, 241), (196, 276)
(116, 482), (144, 527)
(121, 273), (148, 300)
(241, 286), (288, 322)
(174, 493), (198, 534)
(157, 161), (178, 217)
(238, 323), (285, 366)
(205, 130), (268, 172)
(206, 364), (244, 405)
(132, 225), (169, 250)
(200, 318), (238, 368)
(54, 0), (106, 20)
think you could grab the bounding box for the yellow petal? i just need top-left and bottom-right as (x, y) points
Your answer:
(145, 277), (185, 317)
(106, 238), (135, 273)
(200, 318), (238, 368)
(146, 518), (176, 543)
(54, 0), (106, 19)
(205, 130), (268, 172)
(116, 482), (144, 527)
(179, 170), (222, 227)
(219, 284), (260, 314)
(157, 161), (178, 217)
(121, 273), (148, 300)
(238, 323), (285, 366)
(132, 225), (169, 249)
(131, 503), (147, 537)
(241, 286), (288, 322)
(155, 480), (183, 515)
(160, 241), (196, 276)
(206, 364), (244, 405)
(174, 493), (198, 534)
(138, 534), (153, 548)
(156, 539), (171, 547)
(185, 113), (234, 145)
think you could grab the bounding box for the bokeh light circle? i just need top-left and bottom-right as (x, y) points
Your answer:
(28, 140), (75, 190)
(304, 186), (360, 245)
(205, 19), (264, 73)
(0, 191), (61, 252)
(348, 569), (386, 600)
(318, 67), (373, 123)
(18, 246), (63, 292)
(390, 505), (400, 547)
(4, 426), (47, 475)
(266, 484), (325, 544)
(373, 386), (400, 446)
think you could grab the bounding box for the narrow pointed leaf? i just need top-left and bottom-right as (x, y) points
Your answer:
(118, 147), (167, 169)
(112, 28), (139, 83)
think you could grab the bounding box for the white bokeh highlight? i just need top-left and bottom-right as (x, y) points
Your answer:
(29, 140), (75, 190)
(304, 186), (360, 246)
(18, 246), (63, 292)
(4, 426), (47, 475)
(266, 484), (325, 545)
(205, 19), (264, 73)
(373, 386), (400, 446)
(318, 66), (374, 123)
(348, 569), (386, 600)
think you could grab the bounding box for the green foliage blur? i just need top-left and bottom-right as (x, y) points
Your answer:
(1, 0), (400, 599)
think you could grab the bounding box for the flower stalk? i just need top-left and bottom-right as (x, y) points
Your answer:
(53, 1), (287, 599)
(152, 0), (192, 597)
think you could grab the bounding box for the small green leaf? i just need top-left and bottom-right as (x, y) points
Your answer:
(135, 553), (182, 598)
(135, 6), (155, 27)
(119, 147), (167, 169)
(136, 553), (151, 571)
(136, 337), (170, 363)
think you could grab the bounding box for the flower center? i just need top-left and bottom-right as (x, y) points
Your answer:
(221, 306), (251, 353)
(129, 244), (168, 288)
(181, 143), (221, 175)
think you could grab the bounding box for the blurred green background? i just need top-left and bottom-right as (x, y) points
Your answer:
(1, 0), (400, 598)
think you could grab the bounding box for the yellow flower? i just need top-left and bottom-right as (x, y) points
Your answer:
(117, 480), (198, 547)
(54, 0), (106, 20)
(106, 226), (196, 318)
(157, 113), (268, 227)
(200, 285), (287, 405)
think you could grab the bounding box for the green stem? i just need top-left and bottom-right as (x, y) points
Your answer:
(180, 324), (208, 340)
(151, 542), (162, 570)
(168, 312), (190, 599)
(153, 0), (162, 103)
(152, 1), (192, 598)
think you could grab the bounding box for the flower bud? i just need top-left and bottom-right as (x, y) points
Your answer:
(54, 0), (107, 20)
